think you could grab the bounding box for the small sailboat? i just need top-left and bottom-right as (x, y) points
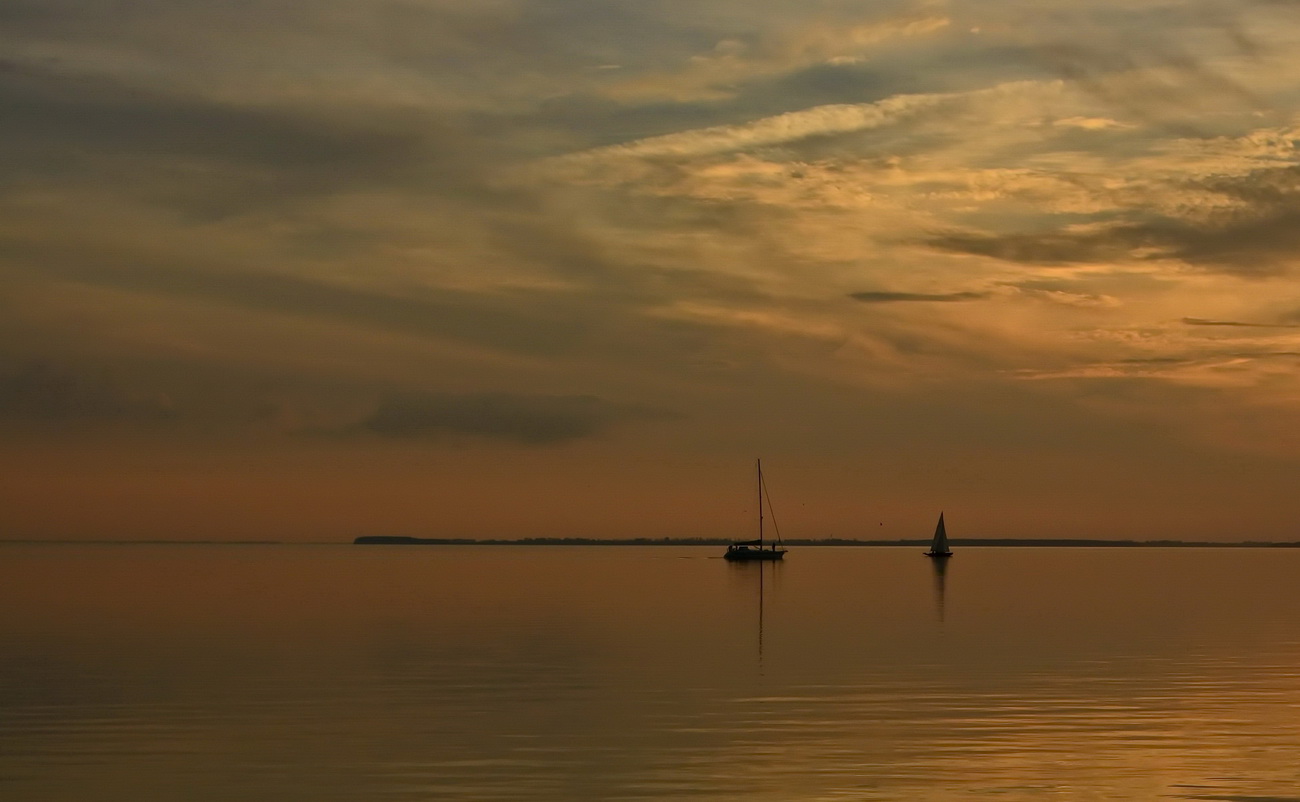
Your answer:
(925, 512), (952, 558)
(724, 459), (787, 561)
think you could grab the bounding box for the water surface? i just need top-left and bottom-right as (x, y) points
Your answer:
(3, 544), (1300, 800)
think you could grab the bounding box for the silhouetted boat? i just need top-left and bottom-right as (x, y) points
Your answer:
(925, 512), (952, 558)
(724, 459), (787, 561)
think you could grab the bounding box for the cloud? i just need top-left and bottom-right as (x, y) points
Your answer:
(3, 247), (611, 358)
(1183, 317), (1300, 327)
(920, 155), (1300, 276)
(848, 290), (989, 303)
(924, 213), (1300, 276)
(600, 12), (952, 103)
(1039, 46), (1260, 137)
(1015, 349), (1300, 386)
(355, 391), (663, 445)
(1023, 0), (1289, 138)
(1052, 116), (1130, 131)
(561, 94), (947, 162)
(922, 225), (1158, 266)
(1178, 793), (1300, 802)
(0, 359), (172, 421)
(1006, 283), (1122, 308)
(0, 58), (430, 178)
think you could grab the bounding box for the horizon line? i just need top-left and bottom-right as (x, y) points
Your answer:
(4, 537), (1300, 548)
(353, 536), (1300, 547)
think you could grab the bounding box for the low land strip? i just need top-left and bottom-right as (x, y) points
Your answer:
(354, 535), (1300, 547)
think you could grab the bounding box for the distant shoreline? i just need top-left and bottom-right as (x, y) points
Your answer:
(4, 537), (1297, 547)
(353, 535), (1300, 548)
(2, 535), (1300, 548)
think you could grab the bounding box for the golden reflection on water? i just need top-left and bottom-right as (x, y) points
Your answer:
(3, 544), (1300, 800)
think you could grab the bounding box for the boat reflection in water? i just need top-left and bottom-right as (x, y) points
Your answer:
(723, 459), (787, 561)
(930, 552), (949, 622)
(728, 557), (781, 668)
(924, 512), (952, 620)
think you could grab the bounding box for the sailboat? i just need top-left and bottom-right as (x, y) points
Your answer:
(925, 512), (952, 558)
(723, 459), (787, 561)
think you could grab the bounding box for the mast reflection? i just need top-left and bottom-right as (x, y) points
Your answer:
(729, 559), (781, 669)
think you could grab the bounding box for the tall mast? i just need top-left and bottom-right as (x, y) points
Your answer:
(757, 458), (763, 543)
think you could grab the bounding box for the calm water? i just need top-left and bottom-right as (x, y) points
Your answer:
(3, 544), (1300, 801)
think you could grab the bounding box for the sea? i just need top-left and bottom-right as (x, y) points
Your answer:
(2, 543), (1299, 801)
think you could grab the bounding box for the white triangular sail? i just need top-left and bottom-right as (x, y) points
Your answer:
(928, 512), (951, 555)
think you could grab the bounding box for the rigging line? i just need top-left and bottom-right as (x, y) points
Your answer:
(760, 471), (783, 544)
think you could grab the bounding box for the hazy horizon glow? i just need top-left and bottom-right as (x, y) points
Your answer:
(4, 0), (1300, 541)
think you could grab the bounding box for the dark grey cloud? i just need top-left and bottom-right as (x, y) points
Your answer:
(924, 180), (1300, 277)
(1179, 795), (1300, 801)
(0, 57), (524, 228)
(1183, 317), (1300, 328)
(1167, 213), (1300, 274)
(923, 226), (1159, 267)
(849, 290), (989, 303)
(1036, 43), (1264, 138)
(2, 251), (602, 358)
(0, 59), (427, 174)
(0, 51), (727, 296)
(357, 391), (662, 445)
(1200, 164), (1300, 205)
(0, 0), (731, 164)
(1162, 165), (1300, 272)
(1024, 0), (1291, 138)
(0, 359), (172, 421)
(1118, 351), (1300, 367)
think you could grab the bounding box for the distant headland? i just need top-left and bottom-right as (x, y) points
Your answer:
(353, 535), (1300, 547)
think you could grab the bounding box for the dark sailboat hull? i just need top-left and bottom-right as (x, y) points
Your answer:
(724, 546), (787, 561)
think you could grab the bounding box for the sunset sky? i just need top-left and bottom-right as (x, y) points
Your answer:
(4, 0), (1300, 541)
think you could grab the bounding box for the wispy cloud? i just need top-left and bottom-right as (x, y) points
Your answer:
(1183, 317), (1300, 327)
(849, 290), (989, 303)
(922, 165), (1300, 276)
(601, 12), (952, 102)
(556, 91), (956, 163)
